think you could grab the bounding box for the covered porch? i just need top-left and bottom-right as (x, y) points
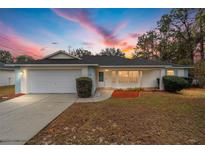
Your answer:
(96, 67), (165, 90)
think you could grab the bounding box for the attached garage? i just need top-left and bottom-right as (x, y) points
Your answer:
(27, 70), (81, 93)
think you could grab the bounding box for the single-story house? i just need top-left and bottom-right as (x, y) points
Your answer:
(0, 62), (15, 86)
(6, 51), (191, 94)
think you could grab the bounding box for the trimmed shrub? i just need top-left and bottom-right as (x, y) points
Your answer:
(163, 76), (189, 92)
(76, 77), (92, 98)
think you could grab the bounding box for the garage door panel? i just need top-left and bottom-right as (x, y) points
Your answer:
(28, 70), (81, 93)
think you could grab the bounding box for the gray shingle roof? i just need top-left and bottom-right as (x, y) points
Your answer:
(15, 56), (171, 66)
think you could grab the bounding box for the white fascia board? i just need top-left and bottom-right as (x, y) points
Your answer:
(0, 68), (14, 71)
(99, 65), (172, 68)
(100, 65), (192, 68)
(5, 64), (98, 67)
(165, 66), (194, 69)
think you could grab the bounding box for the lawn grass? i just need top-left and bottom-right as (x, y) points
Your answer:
(26, 89), (205, 145)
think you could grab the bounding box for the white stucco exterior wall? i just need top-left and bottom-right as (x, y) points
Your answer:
(81, 67), (88, 77)
(160, 69), (166, 90)
(88, 67), (97, 94)
(15, 68), (21, 93)
(21, 69), (28, 93)
(141, 69), (161, 88)
(0, 70), (15, 86)
(177, 69), (185, 77)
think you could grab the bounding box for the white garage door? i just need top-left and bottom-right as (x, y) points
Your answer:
(28, 70), (81, 93)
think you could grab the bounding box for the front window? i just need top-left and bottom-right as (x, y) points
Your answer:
(129, 71), (139, 83)
(119, 71), (139, 83)
(119, 71), (129, 83)
(112, 71), (116, 83)
(167, 69), (174, 76)
(99, 72), (104, 82)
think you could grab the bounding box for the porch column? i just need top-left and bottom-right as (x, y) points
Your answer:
(116, 70), (119, 88)
(15, 68), (28, 94)
(15, 68), (21, 94)
(139, 71), (142, 88)
(160, 69), (166, 90)
(81, 67), (88, 77)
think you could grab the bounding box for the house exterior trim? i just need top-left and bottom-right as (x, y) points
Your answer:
(99, 65), (171, 68)
(6, 64), (98, 67)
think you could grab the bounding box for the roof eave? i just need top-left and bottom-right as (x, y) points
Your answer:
(0, 67), (14, 70)
(166, 66), (194, 69)
(5, 64), (98, 67)
(100, 65), (172, 68)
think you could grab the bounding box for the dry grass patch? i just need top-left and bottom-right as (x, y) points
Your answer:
(26, 89), (205, 145)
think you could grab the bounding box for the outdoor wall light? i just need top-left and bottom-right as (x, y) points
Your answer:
(105, 69), (109, 72)
(19, 70), (24, 76)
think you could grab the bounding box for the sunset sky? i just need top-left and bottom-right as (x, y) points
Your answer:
(0, 8), (170, 59)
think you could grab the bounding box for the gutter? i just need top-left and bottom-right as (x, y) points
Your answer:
(99, 65), (172, 68)
(165, 66), (194, 69)
(5, 64), (193, 69)
(0, 68), (14, 71)
(100, 65), (193, 69)
(5, 64), (99, 67)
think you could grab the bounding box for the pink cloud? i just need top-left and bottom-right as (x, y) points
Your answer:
(128, 32), (141, 39)
(52, 9), (137, 53)
(52, 9), (116, 42)
(0, 22), (44, 59)
(112, 21), (128, 36)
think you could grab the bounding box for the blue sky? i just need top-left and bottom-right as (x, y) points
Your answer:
(0, 8), (170, 58)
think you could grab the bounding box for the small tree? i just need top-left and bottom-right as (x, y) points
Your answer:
(132, 50), (154, 59)
(16, 55), (34, 63)
(97, 48), (125, 57)
(69, 48), (92, 57)
(136, 30), (159, 59)
(0, 49), (14, 64)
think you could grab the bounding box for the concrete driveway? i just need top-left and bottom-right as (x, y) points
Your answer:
(0, 94), (77, 145)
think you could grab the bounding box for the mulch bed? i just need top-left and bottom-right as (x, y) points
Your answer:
(112, 90), (140, 98)
(0, 93), (24, 101)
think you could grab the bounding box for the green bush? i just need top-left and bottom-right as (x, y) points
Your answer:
(76, 77), (92, 98)
(163, 76), (189, 92)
